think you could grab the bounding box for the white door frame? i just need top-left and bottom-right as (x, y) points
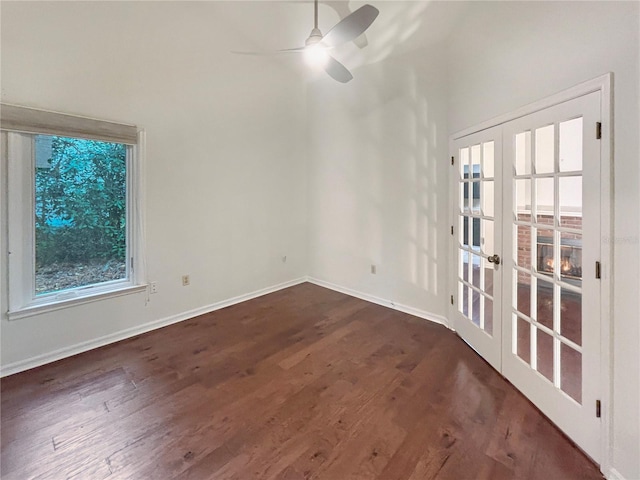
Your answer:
(448, 73), (613, 474)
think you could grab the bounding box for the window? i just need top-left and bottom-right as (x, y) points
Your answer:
(2, 104), (145, 318)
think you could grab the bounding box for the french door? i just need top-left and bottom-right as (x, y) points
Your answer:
(452, 126), (503, 371)
(451, 91), (603, 462)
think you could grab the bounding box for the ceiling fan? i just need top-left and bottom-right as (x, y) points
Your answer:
(232, 0), (379, 83)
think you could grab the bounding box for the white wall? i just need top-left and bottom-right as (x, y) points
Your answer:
(305, 0), (463, 322)
(306, 45), (450, 321)
(448, 2), (639, 479)
(0, 2), (309, 370)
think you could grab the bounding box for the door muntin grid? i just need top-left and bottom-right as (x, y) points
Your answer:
(511, 118), (584, 404)
(457, 141), (496, 336)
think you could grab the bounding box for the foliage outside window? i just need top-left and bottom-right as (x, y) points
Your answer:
(34, 135), (127, 295)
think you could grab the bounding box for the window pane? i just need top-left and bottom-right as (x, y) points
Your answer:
(35, 135), (127, 295)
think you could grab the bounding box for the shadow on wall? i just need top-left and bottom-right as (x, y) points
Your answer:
(306, 42), (449, 316)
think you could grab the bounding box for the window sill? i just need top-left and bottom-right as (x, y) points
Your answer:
(7, 284), (148, 321)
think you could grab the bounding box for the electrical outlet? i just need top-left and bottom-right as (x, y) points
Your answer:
(182, 275), (190, 286)
(371, 264), (377, 274)
(150, 282), (158, 294)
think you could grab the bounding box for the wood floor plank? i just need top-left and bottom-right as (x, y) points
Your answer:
(0, 283), (603, 479)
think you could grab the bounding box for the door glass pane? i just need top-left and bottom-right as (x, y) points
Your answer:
(536, 328), (554, 382)
(481, 219), (494, 255)
(460, 147), (469, 178)
(536, 228), (554, 275)
(559, 176), (582, 227)
(515, 224), (532, 269)
(471, 182), (481, 214)
(482, 181), (494, 217)
(471, 254), (481, 288)
(535, 178), (554, 224)
(461, 216), (469, 245)
(516, 315), (531, 364)
(559, 233), (582, 283)
(461, 182), (469, 213)
(471, 144), (481, 178)
(459, 249), (469, 283)
(561, 343), (582, 403)
(515, 272), (531, 318)
(483, 258), (494, 297)
(514, 178), (531, 221)
(484, 296), (493, 335)
(515, 131), (532, 175)
(535, 124), (555, 174)
(559, 117), (582, 172)
(482, 141), (494, 178)
(461, 285), (469, 317)
(471, 218), (480, 249)
(560, 288), (582, 346)
(472, 288), (481, 326)
(535, 278), (554, 329)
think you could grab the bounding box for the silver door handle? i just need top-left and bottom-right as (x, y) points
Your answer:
(488, 254), (501, 265)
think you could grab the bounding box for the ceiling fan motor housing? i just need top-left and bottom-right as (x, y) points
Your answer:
(305, 28), (323, 46)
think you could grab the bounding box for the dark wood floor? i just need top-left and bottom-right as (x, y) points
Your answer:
(1, 283), (602, 480)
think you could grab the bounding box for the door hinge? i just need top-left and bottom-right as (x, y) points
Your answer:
(451, 156), (454, 166)
(451, 225), (454, 235)
(596, 400), (601, 418)
(450, 295), (454, 305)
(596, 122), (602, 140)
(595, 261), (601, 279)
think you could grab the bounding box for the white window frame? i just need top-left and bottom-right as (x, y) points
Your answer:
(2, 105), (146, 319)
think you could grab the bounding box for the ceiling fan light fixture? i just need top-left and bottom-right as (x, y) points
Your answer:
(231, 0), (379, 83)
(304, 44), (329, 68)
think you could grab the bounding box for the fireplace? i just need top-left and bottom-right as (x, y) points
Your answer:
(537, 236), (582, 281)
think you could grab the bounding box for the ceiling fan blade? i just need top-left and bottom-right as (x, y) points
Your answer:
(324, 55), (353, 83)
(321, 4), (379, 48)
(324, 1), (369, 49)
(231, 47), (305, 56)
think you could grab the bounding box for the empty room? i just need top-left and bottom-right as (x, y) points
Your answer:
(1, 1), (638, 479)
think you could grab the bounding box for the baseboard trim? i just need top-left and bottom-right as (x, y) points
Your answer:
(306, 276), (449, 328)
(605, 467), (627, 480)
(0, 277), (307, 378)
